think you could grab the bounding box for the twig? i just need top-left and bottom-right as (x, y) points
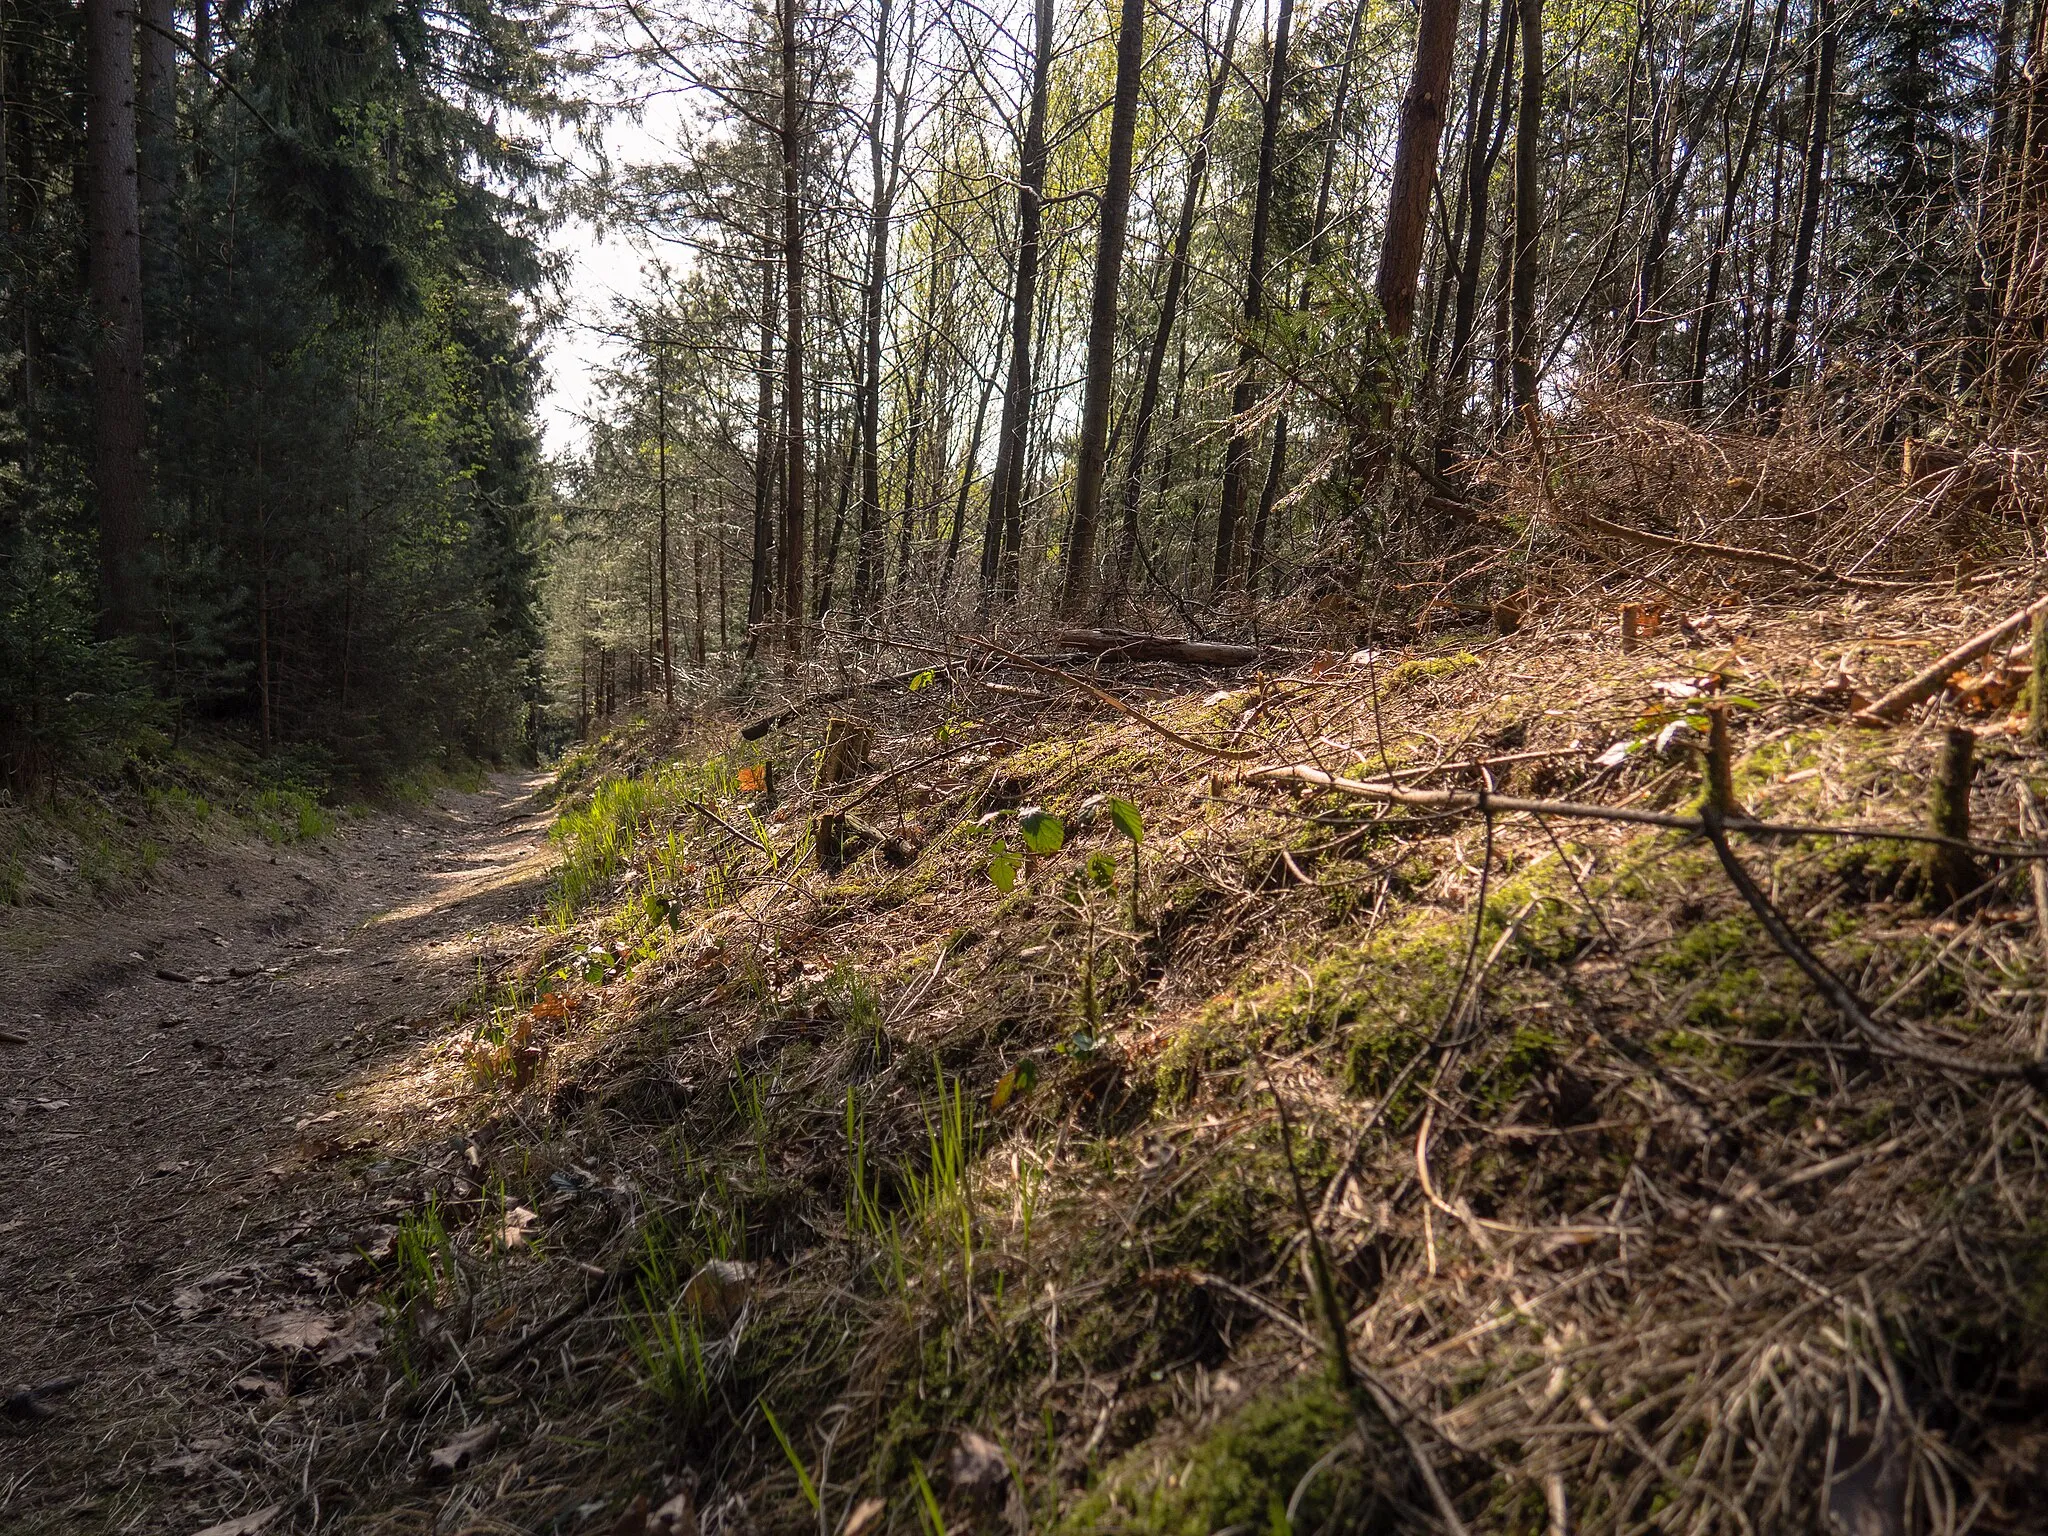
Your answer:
(1697, 804), (2048, 1091)
(969, 639), (1267, 760)
(684, 799), (770, 854)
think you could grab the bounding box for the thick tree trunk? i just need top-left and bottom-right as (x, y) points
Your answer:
(1767, 0), (1835, 404)
(86, 0), (148, 637)
(1374, 0), (1462, 340)
(1211, 0), (1295, 592)
(777, 0), (808, 654)
(1107, 0), (1243, 605)
(1056, 0), (1145, 617)
(982, 0), (1055, 609)
(1509, 0), (1543, 415)
(139, 0), (175, 229)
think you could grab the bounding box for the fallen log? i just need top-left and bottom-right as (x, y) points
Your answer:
(1051, 628), (1260, 667)
(1854, 592), (2048, 724)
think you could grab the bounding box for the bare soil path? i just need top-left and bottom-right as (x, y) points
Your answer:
(1, 772), (555, 1532)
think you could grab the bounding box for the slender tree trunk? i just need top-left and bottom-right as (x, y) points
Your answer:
(777, 0), (808, 655)
(655, 337), (673, 709)
(1440, 0), (1515, 465)
(853, 0), (903, 616)
(86, 0), (148, 637)
(945, 353), (999, 601)
(982, 0), (1055, 609)
(1768, 0), (1835, 405)
(1375, 0), (1463, 340)
(1057, 0), (1146, 616)
(1509, 0), (1543, 415)
(748, 250), (777, 640)
(1690, 0), (1790, 412)
(1212, 0), (1295, 591)
(1107, 0), (1244, 606)
(139, 0), (175, 231)
(893, 323), (933, 596)
(693, 517), (707, 665)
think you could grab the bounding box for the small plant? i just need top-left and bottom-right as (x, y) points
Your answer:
(1105, 795), (1145, 927)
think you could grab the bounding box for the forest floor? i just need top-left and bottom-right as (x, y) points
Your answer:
(11, 580), (2048, 1536)
(2, 771), (555, 1532)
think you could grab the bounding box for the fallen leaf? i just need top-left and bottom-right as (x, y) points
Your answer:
(498, 1205), (540, 1249)
(679, 1259), (756, 1324)
(735, 765), (766, 792)
(255, 1312), (337, 1353)
(316, 1310), (382, 1366)
(842, 1496), (886, 1536)
(192, 1506), (281, 1536)
(647, 1488), (698, 1536)
(425, 1421), (501, 1479)
(172, 1289), (218, 1321)
(231, 1375), (286, 1400)
(155, 968), (194, 983)
(948, 1427), (1009, 1494)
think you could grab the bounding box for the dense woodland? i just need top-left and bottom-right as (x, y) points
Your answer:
(6, 0), (2044, 774)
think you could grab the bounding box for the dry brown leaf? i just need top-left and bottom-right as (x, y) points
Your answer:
(230, 1375), (285, 1400)
(646, 1488), (698, 1536)
(254, 1311), (337, 1352)
(499, 1205), (540, 1249)
(678, 1259), (755, 1324)
(424, 1420), (501, 1479)
(842, 1496), (886, 1536)
(948, 1427), (1009, 1494)
(191, 1505), (281, 1536)
(316, 1310), (381, 1366)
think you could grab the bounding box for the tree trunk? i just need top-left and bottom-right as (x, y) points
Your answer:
(982, 0), (1055, 609)
(854, 0), (908, 617)
(749, 249), (777, 640)
(1509, 0), (1543, 415)
(86, 0), (148, 637)
(1690, 0), (1790, 412)
(1440, 0), (1516, 464)
(1212, 0), (1295, 591)
(139, 0), (175, 230)
(1767, 0), (1835, 405)
(777, 0), (808, 654)
(1374, 0), (1463, 341)
(655, 336), (673, 708)
(1057, 0), (1146, 617)
(1107, 0), (1244, 605)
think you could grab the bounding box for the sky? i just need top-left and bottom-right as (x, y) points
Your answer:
(534, 96), (685, 458)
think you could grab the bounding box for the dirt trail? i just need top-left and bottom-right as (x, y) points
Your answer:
(1, 772), (554, 1529)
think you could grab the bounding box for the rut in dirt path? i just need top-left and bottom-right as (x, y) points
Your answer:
(1, 772), (554, 1521)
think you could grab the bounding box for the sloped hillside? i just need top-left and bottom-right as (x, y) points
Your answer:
(90, 571), (2048, 1536)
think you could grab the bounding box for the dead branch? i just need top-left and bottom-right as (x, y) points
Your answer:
(1853, 592), (2048, 723)
(1697, 804), (2048, 1091)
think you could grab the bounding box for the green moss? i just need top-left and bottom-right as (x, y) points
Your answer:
(1063, 1377), (1361, 1536)
(1388, 651), (1481, 689)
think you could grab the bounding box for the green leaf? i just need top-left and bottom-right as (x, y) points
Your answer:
(990, 1056), (1038, 1111)
(1105, 796), (1144, 844)
(760, 1403), (819, 1511)
(1084, 850), (1117, 889)
(987, 845), (1018, 892)
(908, 669), (936, 692)
(1018, 808), (1064, 855)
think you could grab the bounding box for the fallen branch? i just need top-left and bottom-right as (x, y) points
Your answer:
(970, 639), (1268, 761)
(1051, 628), (1260, 666)
(1243, 762), (2048, 859)
(1853, 592), (2048, 724)
(684, 799), (770, 854)
(1698, 804), (2048, 1091)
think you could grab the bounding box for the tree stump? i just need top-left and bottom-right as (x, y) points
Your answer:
(1921, 725), (1980, 907)
(816, 717), (873, 788)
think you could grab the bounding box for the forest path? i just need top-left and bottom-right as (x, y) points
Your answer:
(1, 771), (554, 1529)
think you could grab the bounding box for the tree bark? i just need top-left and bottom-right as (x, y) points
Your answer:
(1212, 0), (1295, 592)
(982, 0), (1055, 609)
(748, 249), (777, 642)
(854, 0), (911, 617)
(1057, 0), (1146, 617)
(777, 0), (808, 654)
(655, 335), (673, 708)
(1373, 0), (1463, 340)
(1767, 0), (1835, 405)
(1107, 0), (1243, 605)
(86, 0), (148, 637)
(1509, 0), (1543, 415)
(1440, 0), (1515, 464)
